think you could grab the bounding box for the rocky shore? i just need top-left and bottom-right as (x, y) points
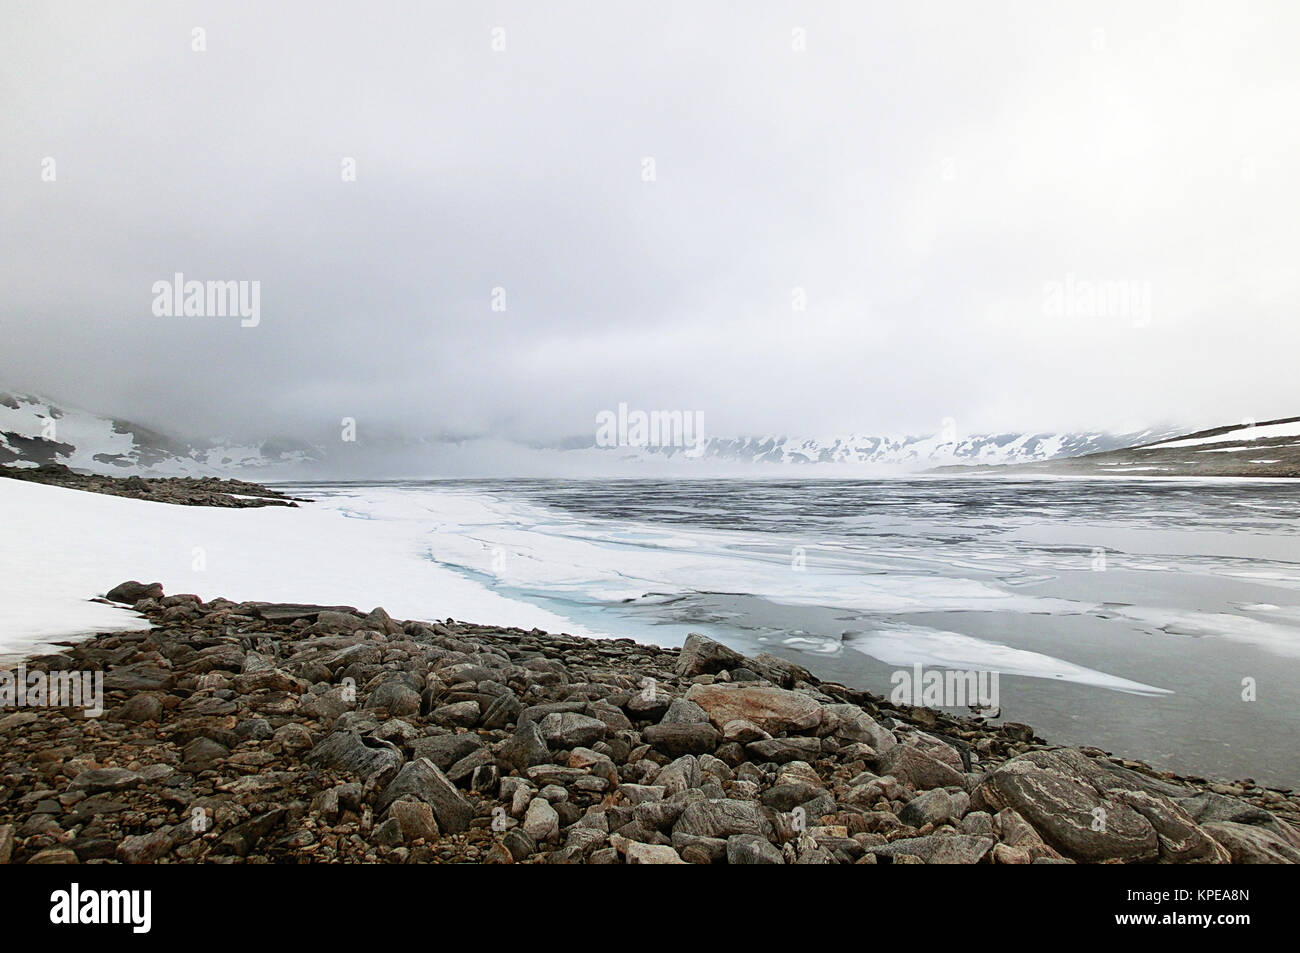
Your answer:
(1, 584), (1298, 865)
(0, 463), (306, 508)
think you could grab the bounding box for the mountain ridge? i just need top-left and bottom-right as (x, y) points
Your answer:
(7, 388), (1276, 477)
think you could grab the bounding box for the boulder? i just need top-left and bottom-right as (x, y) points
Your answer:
(876, 744), (965, 791)
(899, 788), (969, 828)
(972, 749), (1161, 863)
(685, 684), (823, 735)
(306, 730), (402, 785)
(821, 704), (897, 754)
(105, 581), (164, 604)
(538, 711), (607, 749)
(523, 798), (560, 842)
(643, 722), (720, 756)
(412, 733), (485, 770)
(675, 633), (745, 677)
(498, 721), (550, 771)
(626, 842), (687, 864)
(727, 833), (784, 864)
(1201, 821), (1300, 864)
(674, 798), (774, 839)
(867, 833), (994, 864)
(375, 758), (474, 834)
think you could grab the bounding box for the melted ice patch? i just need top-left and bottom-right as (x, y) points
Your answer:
(845, 626), (1172, 695)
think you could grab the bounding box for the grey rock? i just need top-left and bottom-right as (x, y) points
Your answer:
(899, 788), (969, 828)
(971, 749), (1160, 863)
(877, 744), (966, 791)
(538, 711), (607, 749)
(625, 842), (687, 864)
(745, 736), (821, 764)
(675, 633), (745, 677)
(367, 681), (422, 716)
(375, 758), (474, 833)
(116, 829), (175, 863)
(868, 833), (994, 864)
(432, 700), (481, 727)
(674, 798), (774, 839)
(727, 833), (784, 864)
(411, 732), (484, 770)
(306, 729), (403, 785)
(69, 767), (143, 793)
(523, 797), (560, 842)
(643, 722), (721, 756)
(1201, 821), (1300, 864)
(498, 721), (550, 771)
(105, 580), (164, 604)
(661, 697), (711, 725)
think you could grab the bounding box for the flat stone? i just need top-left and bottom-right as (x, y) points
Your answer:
(686, 684), (823, 735)
(69, 767), (143, 793)
(745, 736), (822, 764)
(868, 833), (994, 864)
(674, 798), (774, 839)
(626, 842), (687, 864)
(643, 722), (721, 756)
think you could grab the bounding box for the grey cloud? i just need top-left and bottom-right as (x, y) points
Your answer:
(2, 1), (1298, 451)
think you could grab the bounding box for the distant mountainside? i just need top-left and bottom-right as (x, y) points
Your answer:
(13, 387), (1278, 478)
(605, 428), (1184, 467)
(932, 417), (1300, 478)
(0, 392), (319, 476)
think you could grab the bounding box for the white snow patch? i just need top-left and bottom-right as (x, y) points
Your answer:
(845, 627), (1172, 695)
(1147, 420), (1300, 450)
(0, 479), (599, 658)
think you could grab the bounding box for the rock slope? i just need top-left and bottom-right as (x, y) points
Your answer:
(0, 463), (307, 508)
(1, 591), (1297, 865)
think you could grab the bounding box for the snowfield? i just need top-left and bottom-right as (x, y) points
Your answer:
(1, 477), (1180, 696)
(1146, 419), (1300, 450)
(0, 478), (595, 659)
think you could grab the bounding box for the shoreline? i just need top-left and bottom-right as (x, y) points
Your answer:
(1, 586), (1297, 864)
(0, 463), (309, 508)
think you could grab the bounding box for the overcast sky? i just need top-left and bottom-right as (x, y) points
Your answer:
(3, 1), (1298, 446)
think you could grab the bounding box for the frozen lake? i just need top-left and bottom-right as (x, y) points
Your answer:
(295, 477), (1300, 787)
(5, 475), (1299, 787)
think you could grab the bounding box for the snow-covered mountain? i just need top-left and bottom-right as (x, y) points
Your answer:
(933, 416), (1300, 478)
(0, 388), (1190, 476)
(594, 428), (1184, 468)
(0, 392), (319, 476)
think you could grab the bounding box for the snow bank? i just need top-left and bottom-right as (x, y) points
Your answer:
(1147, 420), (1300, 450)
(0, 478), (595, 658)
